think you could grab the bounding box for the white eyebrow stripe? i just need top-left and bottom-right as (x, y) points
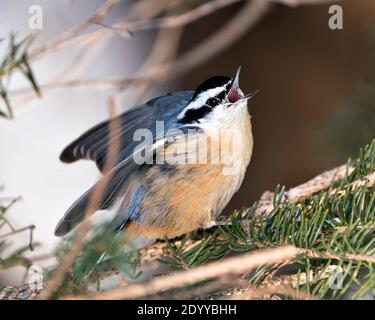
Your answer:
(177, 86), (227, 120)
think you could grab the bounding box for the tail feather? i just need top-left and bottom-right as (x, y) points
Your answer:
(54, 157), (138, 237)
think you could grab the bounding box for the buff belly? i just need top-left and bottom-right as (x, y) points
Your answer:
(125, 164), (238, 238)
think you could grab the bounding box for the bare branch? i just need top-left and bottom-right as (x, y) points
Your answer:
(30, 0), (119, 60)
(99, 0), (243, 34)
(62, 245), (375, 300)
(137, 163), (373, 265)
(11, 77), (148, 94)
(227, 285), (318, 300)
(159, 0), (272, 79)
(38, 96), (122, 299)
(10, 0), (272, 98)
(63, 246), (301, 300)
(269, 0), (341, 7)
(5, 0), (119, 73)
(255, 168), (375, 216)
(0, 225), (35, 240)
(6, 0), (341, 99)
(306, 249), (375, 265)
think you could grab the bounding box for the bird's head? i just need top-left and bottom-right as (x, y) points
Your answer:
(177, 67), (258, 126)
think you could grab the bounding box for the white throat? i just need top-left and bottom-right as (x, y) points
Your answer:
(195, 98), (249, 130)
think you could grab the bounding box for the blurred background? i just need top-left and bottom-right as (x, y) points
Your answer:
(0, 0), (374, 285)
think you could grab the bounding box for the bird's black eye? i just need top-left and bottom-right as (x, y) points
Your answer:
(206, 97), (220, 107)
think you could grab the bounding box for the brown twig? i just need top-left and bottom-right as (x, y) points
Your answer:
(26, 0), (120, 64)
(228, 285), (318, 300)
(136, 163), (366, 264)
(256, 168), (375, 216)
(254, 163), (355, 216)
(146, 0), (272, 81)
(29, 253), (55, 263)
(37, 25), (186, 298)
(62, 245), (301, 299)
(8, 0), (341, 102)
(2, 0), (119, 115)
(11, 245), (374, 300)
(124, 5), (185, 107)
(10, 77), (148, 95)
(0, 225), (35, 240)
(0, 226), (35, 252)
(10, 0), (271, 98)
(63, 245), (375, 300)
(305, 249), (375, 265)
(100, 0), (340, 34)
(153, 276), (247, 299)
(2, 0), (118, 89)
(99, 0), (244, 34)
(38, 96), (122, 299)
(130, 167), (375, 294)
(25, 0), (339, 67)
(269, 0), (341, 7)
(128, 0), (191, 20)
(0, 196), (22, 232)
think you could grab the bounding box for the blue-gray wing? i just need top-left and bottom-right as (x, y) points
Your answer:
(54, 154), (139, 236)
(54, 129), (202, 237)
(55, 91), (195, 236)
(60, 91), (194, 172)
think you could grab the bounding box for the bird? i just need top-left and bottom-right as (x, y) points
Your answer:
(55, 67), (257, 243)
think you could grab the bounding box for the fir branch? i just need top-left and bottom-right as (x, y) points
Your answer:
(0, 34), (40, 118)
(134, 138), (375, 299)
(4, 137), (374, 299)
(0, 194), (39, 271)
(136, 161), (370, 266)
(63, 246), (301, 300)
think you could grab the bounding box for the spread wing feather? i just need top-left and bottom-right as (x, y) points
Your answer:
(60, 91), (194, 172)
(55, 126), (203, 237)
(55, 91), (196, 236)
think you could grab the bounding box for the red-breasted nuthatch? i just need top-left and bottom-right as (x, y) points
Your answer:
(55, 68), (257, 242)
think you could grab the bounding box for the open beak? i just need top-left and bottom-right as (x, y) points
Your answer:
(228, 67), (259, 103)
(232, 66), (241, 91)
(242, 89), (260, 102)
(228, 67), (243, 103)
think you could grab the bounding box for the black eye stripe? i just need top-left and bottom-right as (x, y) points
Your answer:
(217, 91), (226, 100)
(178, 105), (212, 124)
(179, 75), (233, 124)
(178, 89), (228, 124)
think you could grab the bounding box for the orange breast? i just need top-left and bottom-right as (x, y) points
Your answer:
(125, 164), (233, 239)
